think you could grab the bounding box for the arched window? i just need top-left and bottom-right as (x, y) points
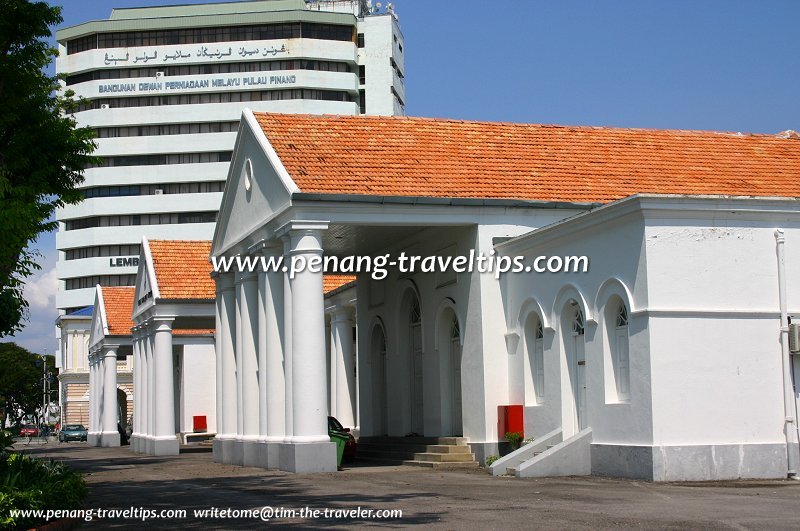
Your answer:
(410, 298), (421, 325)
(614, 302), (630, 401)
(524, 313), (545, 405)
(408, 295), (423, 434)
(534, 320), (544, 403)
(371, 324), (388, 435)
(450, 315), (460, 342)
(449, 315), (463, 436)
(572, 307), (585, 336)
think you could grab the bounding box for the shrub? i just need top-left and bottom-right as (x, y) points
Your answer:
(505, 431), (523, 451)
(0, 452), (87, 529)
(485, 455), (499, 467)
(0, 431), (15, 452)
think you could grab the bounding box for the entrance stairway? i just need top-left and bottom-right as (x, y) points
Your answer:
(357, 436), (478, 469)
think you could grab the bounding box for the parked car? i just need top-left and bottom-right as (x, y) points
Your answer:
(328, 416), (357, 461)
(19, 425), (38, 437)
(59, 424), (88, 442)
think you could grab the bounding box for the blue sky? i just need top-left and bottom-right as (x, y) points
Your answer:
(9, 0), (800, 354)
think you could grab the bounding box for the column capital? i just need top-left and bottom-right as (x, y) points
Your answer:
(215, 271), (237, 292)
(260, 241), (284, 256)
(102, 346), (119, 359)
(246, 238), (282, 256)
(151, 318), (174, 332)
(326, 306), (355, 323)
(274, 220), (329, 240)
(237, 268), (260, 284)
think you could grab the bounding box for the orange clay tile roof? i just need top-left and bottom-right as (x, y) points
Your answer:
(148, 240), (215, 300)
(254, 113), (800, 203)
(102, 286), (134, 336)
(323, 274), (356, 295)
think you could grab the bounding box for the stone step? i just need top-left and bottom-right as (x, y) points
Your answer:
(413, 452), (476, 463)
(403, 460), (480, 470)
(357, 436), (472, 465)
(426, 445), (471, 454)
(436, 437), (470, 446)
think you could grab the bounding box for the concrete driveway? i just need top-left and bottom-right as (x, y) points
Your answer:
(21, 443), (800, 529)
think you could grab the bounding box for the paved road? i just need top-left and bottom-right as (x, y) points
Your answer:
(21, 443), (800, 529)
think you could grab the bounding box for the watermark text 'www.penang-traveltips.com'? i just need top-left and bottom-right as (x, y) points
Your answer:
(212, 250), (589, 280)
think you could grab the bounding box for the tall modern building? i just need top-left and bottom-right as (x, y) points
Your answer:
(53, 0), (405, 426)
(54, 0), (405, 314)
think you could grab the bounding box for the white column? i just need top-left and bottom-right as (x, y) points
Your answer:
(153, 319), (175, 437)
(88, 353), (96, 436)
(132, 330), (140, 439)
(102, 346), (120, 446)
(235, 273), (244, 439)
(239, 272), (260, 440)
(152, 319), (178, 455)
(283, 237), (294, 441)
(218, 274), (237, 437)
(95, 353), (103, 438)
(327, 316), (334, 416)
(332, 308), (357, 428)
(258, 268), (268, 440)
(214, 278), (223, 436)
(146, 329), (155, 439)
(289, 226), (330, 443)
(261, 248), (285, 442)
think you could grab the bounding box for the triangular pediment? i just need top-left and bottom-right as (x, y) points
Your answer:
(211, 109), (298, 257)
(88, 287), (107, 349)
(132, 238), (158, 319)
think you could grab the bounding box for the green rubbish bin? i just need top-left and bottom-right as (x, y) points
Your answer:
(330, 431), (349, 468)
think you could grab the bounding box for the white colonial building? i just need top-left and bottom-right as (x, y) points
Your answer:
(55, 306), (94, 428)
(492, 195), (800, 480)
(204, 111), (800, 478)
(54, 0), (405, 315)
(86, 236), (357, 456)
(86, 286), (135, 446)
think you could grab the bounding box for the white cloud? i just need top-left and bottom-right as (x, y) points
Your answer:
(7, 266), (60, 355)
(23, 266), (58, 310)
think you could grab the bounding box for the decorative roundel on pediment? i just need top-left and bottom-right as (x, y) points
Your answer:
(243, 158), (253, 194)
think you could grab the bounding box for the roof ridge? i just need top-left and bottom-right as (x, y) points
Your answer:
(252, 112), (793, 139)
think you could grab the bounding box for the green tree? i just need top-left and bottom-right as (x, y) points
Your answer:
(0, 0), (98, 336)
(0, 342), (55, 428)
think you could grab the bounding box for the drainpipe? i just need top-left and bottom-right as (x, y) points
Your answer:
(775, 228), (799, 478)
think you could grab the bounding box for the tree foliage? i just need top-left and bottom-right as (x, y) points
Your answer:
(0, 342), (55, 428)
(0, 0), (98, 336)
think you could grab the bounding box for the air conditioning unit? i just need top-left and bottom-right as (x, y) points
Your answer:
(100, 104), (110, 109)
(154, 189), (164, 195)
(156, 71), (164, 78)
(790, 322), (800, 353)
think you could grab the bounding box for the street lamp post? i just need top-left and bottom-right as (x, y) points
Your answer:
(39, 350), (47, 438)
